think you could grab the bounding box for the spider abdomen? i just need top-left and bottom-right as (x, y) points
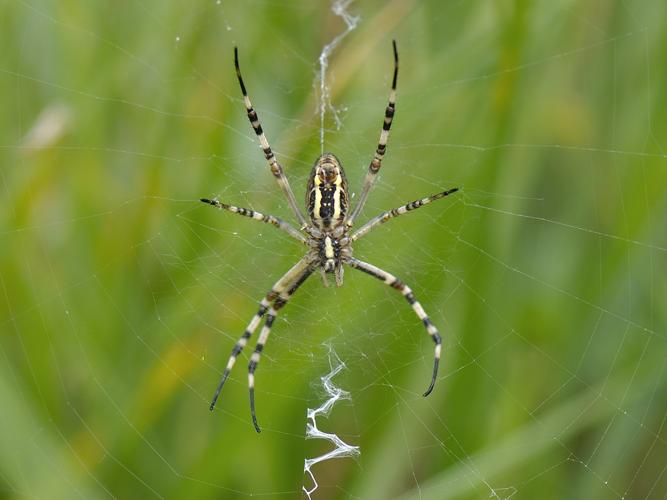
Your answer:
(307, 153), (349, 229)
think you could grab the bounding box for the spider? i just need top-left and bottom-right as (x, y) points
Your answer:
(202, 40), (458, 433)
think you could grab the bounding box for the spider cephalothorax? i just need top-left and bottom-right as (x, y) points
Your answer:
(201, 41), (459, 433)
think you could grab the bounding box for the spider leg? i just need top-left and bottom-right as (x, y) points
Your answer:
(351, 188), (459, 241)
(248, 265), (315, 433)
(201, 198), (307, 244)
(234, 47), (308, 228)
(346, 40), (399, 226)
(346, 257), (442, 397)
(209, 254), (315, 412)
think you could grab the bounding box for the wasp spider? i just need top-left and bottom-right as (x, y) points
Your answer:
(202, 40), (458, 432)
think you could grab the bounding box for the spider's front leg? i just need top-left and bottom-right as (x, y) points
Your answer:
(346, 257), (442, 396)
(248, 263), (315, 432)
(209, 254), (314, 413)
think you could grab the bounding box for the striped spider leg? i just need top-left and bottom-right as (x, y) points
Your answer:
(247, 261), (316, 433)
(350, 188), (459, 242)
(200, 198), (307, 244)
(234, 47), (308, 229)
(346, 39), (399, 227)
(345, 189), (460, 395)
(208, 254), (317, 433)
(344, 258), (443, 396)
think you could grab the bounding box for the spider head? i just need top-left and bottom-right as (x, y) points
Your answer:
(317, 234), (346, 287)
(307, 153), (349, 228)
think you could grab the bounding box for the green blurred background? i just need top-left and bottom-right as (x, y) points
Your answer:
(1, 0), (666, 498)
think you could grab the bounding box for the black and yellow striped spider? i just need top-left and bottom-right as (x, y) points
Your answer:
(202, 41), (458, 432)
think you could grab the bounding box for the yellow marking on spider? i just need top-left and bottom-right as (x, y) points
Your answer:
(313, 175), (323, 219)
(332, 173), (343, 220)
(324, 237), (334, 259)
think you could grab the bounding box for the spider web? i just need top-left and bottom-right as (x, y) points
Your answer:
(1, 0), (667, 499)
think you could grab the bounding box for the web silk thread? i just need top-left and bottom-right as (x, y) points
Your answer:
(303, 352), (360, 499)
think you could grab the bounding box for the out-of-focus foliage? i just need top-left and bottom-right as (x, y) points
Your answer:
(1, 1), (666, 498)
